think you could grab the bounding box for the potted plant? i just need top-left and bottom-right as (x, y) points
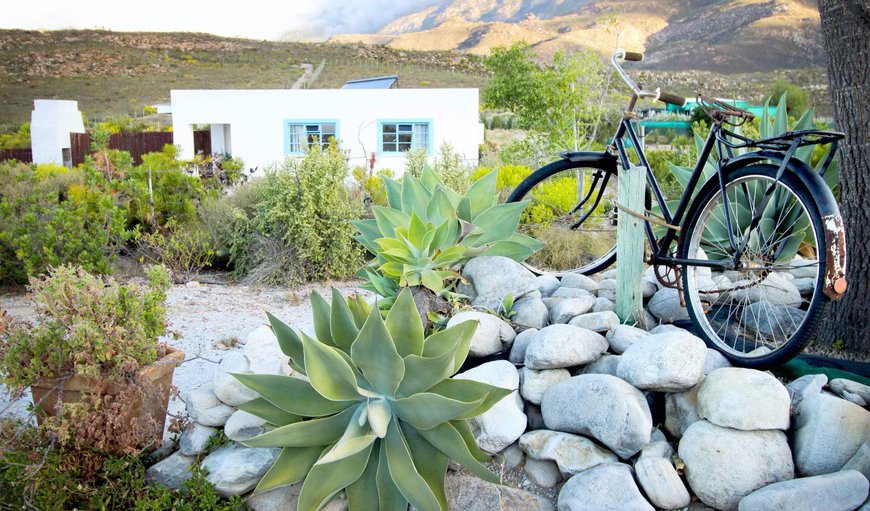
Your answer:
(0, 265), (183, 454)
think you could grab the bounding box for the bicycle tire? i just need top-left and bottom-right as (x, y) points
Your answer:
(679, 163), (827, 368)
(507, 156), (619, 276)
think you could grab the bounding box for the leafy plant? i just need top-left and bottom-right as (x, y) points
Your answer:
(137, 220), (214, 283)
(233, 288), (510, 511)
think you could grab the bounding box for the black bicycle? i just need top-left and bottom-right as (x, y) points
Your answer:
(507, 50), (848, 368)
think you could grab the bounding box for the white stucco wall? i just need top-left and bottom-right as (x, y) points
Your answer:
(30, 100), (85, 166)
(169, 88), (483, 173)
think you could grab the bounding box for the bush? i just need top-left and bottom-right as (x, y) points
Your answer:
(768, 81), (810, 116)
(199, 183), (260, 278)
(0, 122), (30, 149)
(352, 166), (395, 208)
(137, 220), (214, 283)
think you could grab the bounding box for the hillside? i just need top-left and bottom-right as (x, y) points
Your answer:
(329, 0), (825, 73)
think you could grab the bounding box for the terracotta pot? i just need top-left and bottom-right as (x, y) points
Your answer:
(29, 347), (185, 444)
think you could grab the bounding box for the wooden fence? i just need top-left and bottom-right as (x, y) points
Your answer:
(0, 148), (32, 163)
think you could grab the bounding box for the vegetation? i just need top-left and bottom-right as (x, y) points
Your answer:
(234, 288), (510, 511)
(767, 81), (810, 117)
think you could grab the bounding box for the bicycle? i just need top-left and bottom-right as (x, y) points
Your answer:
(507, 49), (848, 368)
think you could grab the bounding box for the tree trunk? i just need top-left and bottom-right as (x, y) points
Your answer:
(816, 0), (870, 357)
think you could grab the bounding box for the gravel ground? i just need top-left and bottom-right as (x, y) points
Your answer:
(0, 278), (369, 424)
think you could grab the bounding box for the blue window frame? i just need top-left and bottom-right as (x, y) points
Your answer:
(284, 120), (339, 155)
(378, 120), (432, 155)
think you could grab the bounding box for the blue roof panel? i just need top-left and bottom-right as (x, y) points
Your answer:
(341, 76), (399, 89)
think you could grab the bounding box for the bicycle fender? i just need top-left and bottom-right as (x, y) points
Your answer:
(560, 150), (618, 164)
(722, 150), (848, 300)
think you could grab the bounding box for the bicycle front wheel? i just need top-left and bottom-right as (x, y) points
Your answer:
(680, 163), (827, 368)
(507, 157), (619, 276)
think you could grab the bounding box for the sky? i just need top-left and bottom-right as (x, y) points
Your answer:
(1, 0), (443, 40)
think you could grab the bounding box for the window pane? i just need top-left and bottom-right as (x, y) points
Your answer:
(383, 143), (397, 152)
(412, 123), (429, 150)
(383, 124), (396, 133)
(306, 125), (319, 133)
(383, 134), (396, 143)
(398, 142), (411, 152)
(322, 123), (336, 135)
(399, 124), (412, 132)
(398, 133), (412, 144)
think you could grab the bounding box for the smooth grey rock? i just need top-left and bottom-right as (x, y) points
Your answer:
(791, 277), (816, 296)
(648, 288), (690, 323)
(596, 279), (618, 301)
(730, 272), (801, 307)
(740, 302), (805, 339)
(785, 374), (828, 410)
(201, 443), (279, 497)
(521, 367), (571, 405)
(664, 383), (702, 439)
(524, 457), (563, 488)
(510, 329), (538, 365)
(560, 273), (598, 292)
(635, 457), (692, 510)
(648, 324), (687, 335)
(592, 297), (616, 313)
(617, 332), (707, 392)
(179, 422), (218, 456)
(601, 269), (618, 280)
(513, 297), (550, 330)
(737, 470), (870, 511)
(794, 393), (870, 476)
(842, 390), (868, 406)
(549, 295), (596, 324)
(844, 443), (870, 480)
(246, 483), (347, 511)
(639, 440), (674, 461)
(498, 442), (526, 472)
(213, 352), (258, 407)
(576, 354), (621, 377)
(537, 274), (561, 297)
(542, 297), (563, 309)
(445, 470), (555, 511)
(606, 324), (649, 355)
(642, 279), (658, 299)
(145, 451), (195, 489)
(519, 429), (618, 477)
(641, 309), (658, 331)
(225, 410), (268, 442)
(447, 311), (516, 357)
(568, 311), (619, 333)
(697, 368), (791, 431)
(526, 403), (546, 430)
(558, 463), (654, 511)
(679, 420), (794, 510)
(244, 324), (291, 375)
(186, 383), (237, 427)
(463, 256), (539, 310)
(552, 286), (594, 300)
(703, 349), (731, 374)
(525, 325), (608, 369)
(455, 361), (526, 453)
(541, 374), (651, 459)
(830, 379), (870, 405)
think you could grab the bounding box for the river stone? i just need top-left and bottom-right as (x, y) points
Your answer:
(648, 288), (690, 323)
(606, 324), (649, 355)
(576, 354), (621, 377)
(179, 422), (218, 456)
(513, 297), (549, 329)
(793, 393), (870, 476)
(445, 470), (555, 511)
(446, 311), (516, 357)
(830, 379), (870, 405)
(560, 272), (598, 292)
(703, 349), (731, 374)
(509, 328), (538, 365)
(737, 470), (870, 511)
(537, 274), (561, 297)
(648, 324), (687, 335)
(541, 374), (651, 459)
(639, 439), (674, 461)
(225, 409), (268, 442)
(524, 324), (608, 369)
(558, 462), (654, 511)
(617, 332), (707, 392)
(145, 451), (195, 489)
(785, 373), (827, 410)
(697, 368), (791, 431)
(552, 286), (595, 300)
(186, 383), (237, 427)
(462, 256), (538, 310)
(592, 297), (616, 312)
(524, 457), (563, 488)
(520, 367), (571, 405)
(596, 279), (618, 301)
(664, 382), (702, 439)
(844, 443), (870, 480)
(730, 272), (802, 306)
(244, 324), (291, 375)
(455, 361), (526, 453)
(201, 443), (279, 497)
(498, 442), (526, 472)
(519, 429), (618, 477)
(549, 295), (596, 324)
(635, 457), (692, 510)
(678, 420), (794, 510)
(740, 302), (805, 338)
(526, 403), (546, 430)
(246, 482), (348, 511)
(213, 352), (259, 406)
(568, 311), (619, 333)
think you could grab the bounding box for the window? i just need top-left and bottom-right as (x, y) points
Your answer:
(285, 121), (338, 154)
(379, 121), (430, 154)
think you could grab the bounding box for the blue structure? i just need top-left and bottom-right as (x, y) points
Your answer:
(341, 75), (399, 89)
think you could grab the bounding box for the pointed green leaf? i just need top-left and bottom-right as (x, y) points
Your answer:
(266, 312), (305, 374)
(408, 212), (429, 247)
(420, 270), (444, 294)
(351, 306), (405, 397)
(254, 446), (322, 494)
(347, 294), (372, 330)
(420, 165), (444, 191)
(232, 374), (356, 417)
(427, 378), (512, 419)
(345, 441), (381, 511)
(760, 96), (773, 139)
(398, 349), (462, 397)
(377, 441), (410, 511)
(302, 331), (363, 402)
(385, 288), (424, 357)
(384, 420), (441, 511)
(774, 93), (788, 136)
(237, 397), (302, 426)
(330, 289), (360, 351)
(244, 406), (356, 448)
(423, 320), (476, 359)
(426, 188), (455, 227)
(462, 169), (498, 221)
(383, 177), (403, 210)
(351, 219), (381, 253)
(467, 201), (529, 246)
(451, 419), (491, 463)
(479, 240), (536, 262)
(417, 421), (499, 483)
(374, 207), (411, 241)
(298, 442), (375, 511)
(318, 404), (378, 465)
(368, 398), (392, 438)
(402, 423), (449, 510)
(794, 107), (817, 163)
(402, 175), (431, 219)
(310, 291), (335, 347)
(391, 392), (486, 430)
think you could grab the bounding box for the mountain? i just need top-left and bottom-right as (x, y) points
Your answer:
(329, 0), (825, 72)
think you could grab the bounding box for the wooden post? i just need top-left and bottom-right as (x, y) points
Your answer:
(148, 166), (156, 231)
(616, 162), (646, 325)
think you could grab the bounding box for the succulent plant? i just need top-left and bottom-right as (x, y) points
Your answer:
(233, 288), (511, 511)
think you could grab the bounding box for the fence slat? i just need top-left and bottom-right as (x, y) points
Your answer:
(0, 148), (32, 163)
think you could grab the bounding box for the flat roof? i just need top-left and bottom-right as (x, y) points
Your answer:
(341, 75), (399, 89)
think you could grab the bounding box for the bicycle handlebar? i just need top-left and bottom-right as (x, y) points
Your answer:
(623, 51), (644, 62)
(612, 49), (686, 108)
(657, 91), (687, 107)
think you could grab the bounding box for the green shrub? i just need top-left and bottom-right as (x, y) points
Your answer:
(199, 183), (261, 278)
(352, 166), (396, 208)
(0, 122), (30, 149)
(137, 220), (215, 283)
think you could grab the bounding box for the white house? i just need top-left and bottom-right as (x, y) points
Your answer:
(169, 87), (484, 172)
(30, 100), (85, 167)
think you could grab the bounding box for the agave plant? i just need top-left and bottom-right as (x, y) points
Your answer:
(232, 288), (511, 511)
(352, 167), (543, 298)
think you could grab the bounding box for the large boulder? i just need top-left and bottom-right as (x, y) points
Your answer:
(212, 352), (259, 406)
(244, 325), (291, 375)
(549, 294), (596, 324)
(785, 374), (827, 410)
(697, 368), (791, 431)
(446, 311), (516, 357)
(512, 296), (550, 330)
(616, 331), (707, 392)
(829, 378), (870, 405)
(462, 256), (538, 310)
(678, 420), (794, 510)
(576, 354), (621, 377)
(537, 274), (561, 297)
(524, 457), (563, 488)
(558, 463), (654, 511)
(520, 367), (571, 405)
(737, 470), (869, 511)
(524, 325), (608, 370)
(635, 457), (692, 510)
(568, 311), (619, 333)
(200, 443), (279, 497)
(518, 429), (618, 477)
(225, 410), (269, 442)
(560, 273), (598, 293)
(605, 324), (649, 355)
(647, 288), (690, 323)
(541, 374), (651, 459)
(455, 361), (527, 453)
(793, 393), (870, 476)
(446, 470), (555, 511)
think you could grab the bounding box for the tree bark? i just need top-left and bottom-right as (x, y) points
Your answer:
(817, 0), (870, 357)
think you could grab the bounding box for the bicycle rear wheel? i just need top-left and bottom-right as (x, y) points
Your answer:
(507, 157), (619, 276)
(680, 163), (827, 368)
